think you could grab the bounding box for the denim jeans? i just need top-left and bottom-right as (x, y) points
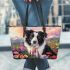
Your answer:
(23, 59), (50, 70)
(12, 0), (53, 26)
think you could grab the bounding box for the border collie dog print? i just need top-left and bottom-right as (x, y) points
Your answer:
(24, 30), (56, 58)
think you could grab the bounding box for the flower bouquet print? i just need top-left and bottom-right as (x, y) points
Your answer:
(11, 26), (61, 59)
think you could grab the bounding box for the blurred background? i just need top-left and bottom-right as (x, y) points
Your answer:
(0, 0), (70, 70)
(0, 0), (70, 32)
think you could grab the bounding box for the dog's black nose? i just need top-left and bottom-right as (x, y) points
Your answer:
(33, 41), (37, 44)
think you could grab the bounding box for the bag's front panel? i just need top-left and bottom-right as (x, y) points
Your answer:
(11, 26), (61, 59)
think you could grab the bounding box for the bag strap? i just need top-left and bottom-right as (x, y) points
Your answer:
(34, 0), (46, 33)
(23, 0), (46, 36)
(23, 3), (29, 36)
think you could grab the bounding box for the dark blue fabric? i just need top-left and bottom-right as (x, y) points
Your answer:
(12, 0), (52, 26)
(24, 59), (49, 70)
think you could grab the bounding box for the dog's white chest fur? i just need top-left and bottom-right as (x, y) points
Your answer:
(36, 41), (46, 57)
(24, 30), (47, 58)
(24, 38), (46, 58)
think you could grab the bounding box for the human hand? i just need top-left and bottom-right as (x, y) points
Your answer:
(24, 0), (32, 3)
(24, 0), (39, 3)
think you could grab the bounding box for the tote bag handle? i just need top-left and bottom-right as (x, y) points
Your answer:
(23, 0), (46, 36)
(23, 3), (29, 36)
(34, 0), (46, 32)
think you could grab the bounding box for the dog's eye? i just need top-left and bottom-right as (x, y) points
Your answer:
(30, 34), (34, 38)
(37, 35), (41, 38)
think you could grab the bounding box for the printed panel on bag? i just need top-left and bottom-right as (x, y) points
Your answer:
(10, 26), (61, 59)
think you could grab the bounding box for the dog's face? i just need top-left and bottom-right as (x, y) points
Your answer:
(25, 30), (47, 47)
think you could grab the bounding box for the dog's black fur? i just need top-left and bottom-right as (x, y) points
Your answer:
(25, 30), (34, 45)
(25, 30), (47, 46)
(43, 45), (57, 56)
(25, 30), (56, 56)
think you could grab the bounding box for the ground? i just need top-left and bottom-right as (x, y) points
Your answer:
(0, 49), (70, 70)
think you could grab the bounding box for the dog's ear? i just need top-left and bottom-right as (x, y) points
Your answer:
(25, 30), (33, 37)
(38, 31), (47, 38)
